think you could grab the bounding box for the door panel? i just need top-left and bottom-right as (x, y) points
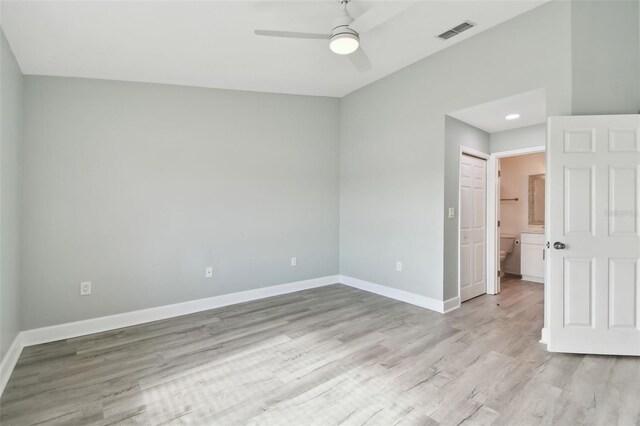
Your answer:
(564, 167), (594, 235)
(563, 129), (595, 153)
(608, 259), (638, 329)
(609, 166), (638, 236)
(563, 258), (593, 327)
(460, 187), (471, 230)
(460, 153), (487, 303)
(609, 129), (639, 152)
(460, 244), (470, 289)
(548, 115), (640, 355)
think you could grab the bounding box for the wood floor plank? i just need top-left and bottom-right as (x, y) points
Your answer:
(2, 280), (639, 425)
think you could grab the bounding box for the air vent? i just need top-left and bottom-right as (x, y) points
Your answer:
(438, 21), (475, 40)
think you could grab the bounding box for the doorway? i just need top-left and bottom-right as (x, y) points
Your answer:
(488, 146), (546, 295)
(487, 145), (547, 294)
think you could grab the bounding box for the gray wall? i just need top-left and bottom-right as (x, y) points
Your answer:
(21, 77), (340, 329)
(8, 0), (640, 335)
(571, 0), (640, 115)
(490, 124), (546, 153)
(340, 1), (572, 300)
(443, 117), (489, 300)
(0, 30), (23, 359)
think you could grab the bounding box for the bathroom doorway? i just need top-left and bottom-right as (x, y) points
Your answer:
(488, 146), (546, 295)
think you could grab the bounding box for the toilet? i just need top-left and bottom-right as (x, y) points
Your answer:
(500, 234), (516, 273)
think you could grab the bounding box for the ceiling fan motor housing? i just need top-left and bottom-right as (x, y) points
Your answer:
(331, 9), (358, 39)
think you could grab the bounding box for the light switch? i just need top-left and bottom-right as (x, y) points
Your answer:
(448, 208), (455, 219)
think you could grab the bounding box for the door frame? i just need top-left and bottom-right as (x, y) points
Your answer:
(486, 145), (546, 293)
(457, 147), (490, 307)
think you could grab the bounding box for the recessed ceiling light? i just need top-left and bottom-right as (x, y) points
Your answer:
(505, 113), (521, 120)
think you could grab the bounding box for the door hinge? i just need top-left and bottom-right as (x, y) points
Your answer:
(498, 220), (501, 227)
(497, 270), (501, 277)
(498, 170), (501, 177)
(546, 241), (550, 248)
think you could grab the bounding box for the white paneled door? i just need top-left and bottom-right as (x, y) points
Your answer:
(548, 115), (640, 355)
(460, 153), (487, 302)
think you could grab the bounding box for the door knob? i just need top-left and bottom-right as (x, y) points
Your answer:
(553, 242), (566, 250)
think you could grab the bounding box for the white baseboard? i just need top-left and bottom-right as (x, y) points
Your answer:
(21, 275), (340, 347)
(3, 274), (453, 397)
(443, 296), (461, 313)
(522, 275), (544, 284)
(540, 327), (549, 344)
(0, 274), (339, 397)
(0, 333), (24, 397)
(339, 275), (447, 314)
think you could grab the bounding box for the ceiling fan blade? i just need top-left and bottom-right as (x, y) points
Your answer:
(349, 47), (372, 73)
(254, 30), (329, 40)
(350, 2), (415, 34)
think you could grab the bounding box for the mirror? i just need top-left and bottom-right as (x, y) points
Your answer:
(528, 174), (545, 225)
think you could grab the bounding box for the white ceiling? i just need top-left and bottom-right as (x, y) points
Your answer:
(2, 0), (547, 98)
(448, 88), (547, 133)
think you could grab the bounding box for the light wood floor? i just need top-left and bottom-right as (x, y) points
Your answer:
(2, 279), (639, 425)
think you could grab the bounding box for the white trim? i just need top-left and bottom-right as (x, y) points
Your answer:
(2, 273), (460, 397)
(540, 327), (549, 344)
(1, 275), (339, 397)
(458, 147), (490, 304)
(20, 275), (339, 348)
(487, 156), (499, 295)
(0, 333), (24, 397)
(544, 125), (551, 354)
(2, 274), (454, 397)
(492, 145), (546, 158)
(522, 275), (544, 284)
(443, 296), (461, 313)
(459, 146), (490, 161)
(339, 275), (447, 314)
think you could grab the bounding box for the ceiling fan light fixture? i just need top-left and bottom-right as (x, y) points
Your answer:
(329, 32), (359, 55)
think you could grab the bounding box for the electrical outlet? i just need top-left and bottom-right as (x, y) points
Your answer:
(291, 257), (297, 266)
(396, 262), (402, 272)
(205, 267), (213, 278)
(80, 281), (91, 296)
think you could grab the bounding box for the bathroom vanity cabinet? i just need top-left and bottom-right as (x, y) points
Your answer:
(520, 232), (545, 283)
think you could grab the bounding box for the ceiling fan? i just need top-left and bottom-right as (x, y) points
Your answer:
(254, 0), (413, 72)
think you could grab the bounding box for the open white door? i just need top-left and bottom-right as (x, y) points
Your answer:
(548, 115), (640, 355)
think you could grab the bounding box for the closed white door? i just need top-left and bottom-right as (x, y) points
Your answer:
(460, 153), (487, 302)
(548, 115), (640, 355)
